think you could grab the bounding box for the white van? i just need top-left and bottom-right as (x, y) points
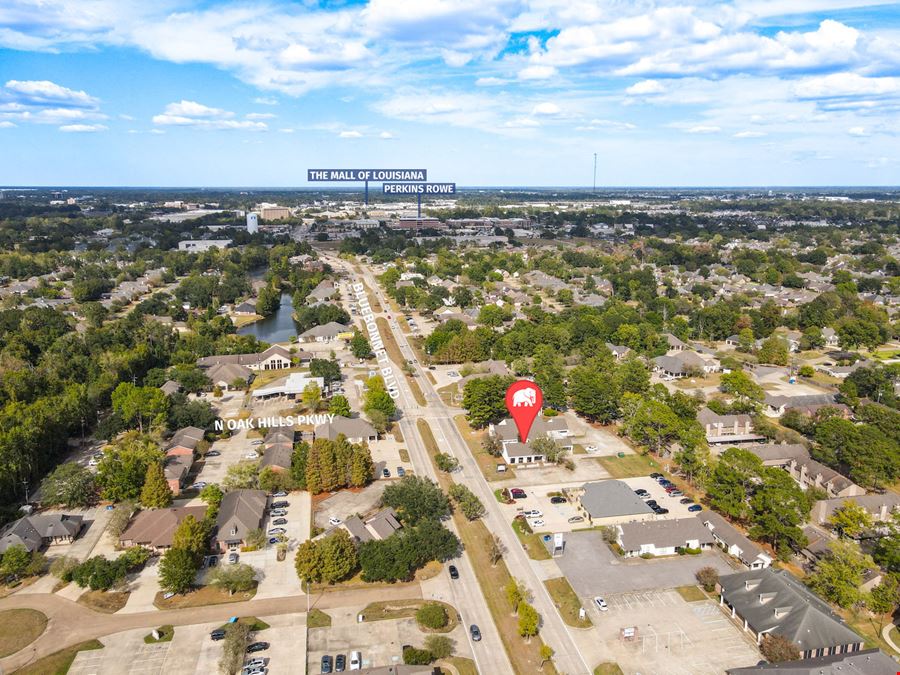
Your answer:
(349, 651), (362, 670)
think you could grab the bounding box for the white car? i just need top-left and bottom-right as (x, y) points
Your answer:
(594, 596), (608, 611)
(243, 452), (259, 460)
(530, 519), (545, 527)
(328, 517), (343, 526)
(523, 510), (543, 518)
(267, 527), (286, 536)
(250, 440), (263, 445)
(585, 444), (598, 453)
(349, 651), (362, 670)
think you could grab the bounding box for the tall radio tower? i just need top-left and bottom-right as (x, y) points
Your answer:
(593, 153), (597, 193)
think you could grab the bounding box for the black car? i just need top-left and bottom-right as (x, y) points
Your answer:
(449, 564), (459, 579)
(655, 507), (670, 515)
(650, 472), (662, 479)
(321, 654), (333, 673)
(470, 624), (482, 641)
(550, 496), (566, 504)
(334, 653), (346, 672)
(247, 642), (270, 653)
(210, 629), (226, 641)
(270, 501), (289, 509)
(646, 500), (658, 507)
(634, 489), (649, 496)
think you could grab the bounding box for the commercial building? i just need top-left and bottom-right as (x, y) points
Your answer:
(246, 212), (259, 233)
(259, 205), (292, 220)
(573, 480), (655, 526)
(177, 239), (232, 252)
(214, 489), (267, 551)
(617, 516), (714, 557)
(702, 511), (772, 570)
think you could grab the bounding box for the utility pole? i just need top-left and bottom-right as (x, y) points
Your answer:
(593, 153), (597, 194)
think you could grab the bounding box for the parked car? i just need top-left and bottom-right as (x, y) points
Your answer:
(321, 654), (333, 673)
(688, 504), (703, 512)
(335, 653), (346, 672)
(349, 651), (362, 670)
(594, 596), (608, 611)
(646, 500), (658, 507)
(268, 537), (280, 545)
(243, 452), (259, 460)
(550, 496), (566, 504)
(270, 509), (287, 517)
(190, 481), (207, 490)
(669, 490), (684, 497)
(397, 467), (406, 477)
(449, 564), (459, 579)
(243, 667), (266, 675)
(272, 491), (288, 497)
(634, 489), (649, 496)
(470, 625), (482, 642)
(531, 519), (545, 527)
(585, 444), (598, 453)
(205, 450), (221, 457)
(270, 501), (289, 509)
(228, 553), (239, 564)
(510, 488), (526, 499)
(210, 629), (226, 641)
(329, 516), (342, 526)
(679, 498), (695, 504)
(567, 516), (584, 523)
(267, 527), (286, 536)
(650, 472), (662, 479)
(382, 468), (391, 478)
(655, 507), (670, 515)
(246, 642), (269, 653)
(272, 518), (287, 526)
(523, 509), (543, 518)
(245, 658), (267, 670)
(250, 440), (264, 445)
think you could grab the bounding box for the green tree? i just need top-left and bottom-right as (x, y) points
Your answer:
(435, 452), (459, 473)
(532, 345), (566, 408)
(39, 462), (95, 507)
(757, 336), (789, 366)
(320, 529), (358, 583)
(0, 544), (32, 581)
(158, 547), (198, 595)
(416, 603), (448, 629)
(828, 501), (874, 538)
(349, 331), (374, 359)
(364, 377), (396, 419)
(328, 394), (351, 418)
(381, 476), (451, 526)
(539, 644), (554, 668)
(140, 461), (173, 508)
(111, 382), (169, 433)
(719, 371), (764, 408)
(462, 375), (515, 428)
(222, 461), (259, 491)
(517, 601), (539, 639)
(505, 578), (524, 611)
(568, 363), (619, 423)
(867, 575), (899, 628)
(748, 468), (809, 557)
(208, 563), (256, 595)
(171, 514), (210, 559)
(294, 539), (325, 584)
(448, 483), (485, 520)
(259, 467), (296, 494)
(199, 483), (224, 517)
(806, 540), (872, 609)
(97, 432), (165, 502)
(301, 382), (322, 411)
(760, 633), (800, 663)
(621, 396), (682, 454)
(424, 635), (453, 659)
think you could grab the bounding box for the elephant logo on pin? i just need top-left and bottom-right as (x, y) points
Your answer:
(511, 388), (537, 407)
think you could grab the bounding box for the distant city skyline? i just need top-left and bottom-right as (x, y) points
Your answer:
(2, 1), (900, 186)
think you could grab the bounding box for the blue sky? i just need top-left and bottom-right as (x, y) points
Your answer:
(1, 0), (900, 187)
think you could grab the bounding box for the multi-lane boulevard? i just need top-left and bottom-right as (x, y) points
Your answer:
(343, 256), (593, 675)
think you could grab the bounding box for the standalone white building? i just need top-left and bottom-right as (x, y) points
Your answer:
(246, 212), (259, 234)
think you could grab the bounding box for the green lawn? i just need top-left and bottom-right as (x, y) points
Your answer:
(0, 608), (47, 657)
(143, 625), (174, 643)
(511, 518), (551, 560)
(544, 577), (592, 628)
(675, 585), (707, 602)
(307, 609), (332, 629)
(595, 453), (660, 478)
(594, 663), (624, 675)
(440, 656), (478, 675)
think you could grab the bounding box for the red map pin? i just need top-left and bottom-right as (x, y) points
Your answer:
(505, 380), (543, 443)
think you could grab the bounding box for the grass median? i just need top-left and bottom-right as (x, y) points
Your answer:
(376, 316), (426, 405)
(0, 608), (47, 657)
(15, 640), (104, 675)
(544, 577), (592, 628)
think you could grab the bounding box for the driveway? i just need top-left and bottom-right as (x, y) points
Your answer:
(557, 530), (740, 597)
(313, 482), (387, 529)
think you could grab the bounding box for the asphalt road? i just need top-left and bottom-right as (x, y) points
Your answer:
(332, 256), (514, 675)
(349, 257), (592, 675)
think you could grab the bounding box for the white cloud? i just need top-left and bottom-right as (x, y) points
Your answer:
(518, 65), (557, 80)
(339, 130), (362, 138)
(245, 112), (275, 120)
(734, 130), (766, 137)
(626, 79), (665, 95)
(583, 119), (637, 131)
(278, 128), (295, 133)
(379, 131), (394, 139)
(0, 121), (15, 128)
(152, 100), (267, 130)
(532, 102), (561, 116)
(254, 97), (278, 105)
(59, 123), (107, 132)
(475, 77), (508, 86)
(686, 125), (721, 133)
(4, 79), (98, 107)
(848, 126), (868, 136)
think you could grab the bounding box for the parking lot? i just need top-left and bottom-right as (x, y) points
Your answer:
(496, 482), (588, 532)
(571, 589), (760, 675)
(313, 481), (388, 529)
(556, 530), (739, 597)
(368, 437), (413, 480)
(68, 616), (306, 675)
(624, 476), (703, 520)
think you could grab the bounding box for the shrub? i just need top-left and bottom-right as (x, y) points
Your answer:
(424, 635), (454, 659)
(403, 646), (434, 665)
(696, 566), (719, 592)
(760, 633), (800, 663)
(639, 552), (654, 559)
(416, 603), (448, 630)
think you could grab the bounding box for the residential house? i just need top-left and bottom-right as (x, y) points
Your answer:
(119, 506), (207, 553)
(726, 648), (898, 674)
(763, 393), (838, 417)
(697, 407), (764, 445)
(718, 568), (864, 659)
(233, 299), (257, 315)
(197, 345), (297, 371)
(214, 489), (267, 552)
(165, 427), (205, 456)
(315, 415), (378, 444)
(159, 380), (181, 397)
(573, 480), (654, 526)
(206, 362), (253, 390)
(663, 333), (689, 351)
(605, 343), (630, 360)
(0, 514), (84, 554)
(811, 494), (900, 526)
(702, 511), (772, 570)
(299, 322), (351, 343)
(307, 280), (335, 303)
(815, 361), (868, 379)
(746, 444), (864, 499)
(653, 351), (720, 379)
(821, 327), (839, 348)
(163, 454), (193, 495)
(329, 508), (402, 544)
(489, 415), (572, 466)
(259, 429), (295, 473)
(617, 516), (715, 558)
